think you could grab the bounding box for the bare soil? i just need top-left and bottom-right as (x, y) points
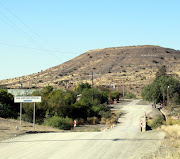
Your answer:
(0, 117), (60, 142)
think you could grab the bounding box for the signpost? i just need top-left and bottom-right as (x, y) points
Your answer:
(74, 120), (77, 131)
(14, 96), (41, 129)
(140, 120), (143, 132)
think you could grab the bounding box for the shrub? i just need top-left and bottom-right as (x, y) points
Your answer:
(44, 116), (73, 130)
(87, 117), (99, 125)
(100, 116), (117, 125)
(100, 117), (107, 124)
(98, 110), (111, 118)
(77, 118), (85, 125)
(147, 115), (165, 129)
(152, 60), (158, 64)
(125, 92), (136, 99)
(0, 89), (19, 118)
(0, 103), (11, 118)
(160, 56), (164, 60)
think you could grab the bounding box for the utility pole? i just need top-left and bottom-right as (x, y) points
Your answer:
(163, 88), (165, 107)
(122, 80), (125, 100)
(109, 87), (111, 105)
(123, 84), (125, 100)
(92, 71), (94, 103)
(167, 86), (169, 113)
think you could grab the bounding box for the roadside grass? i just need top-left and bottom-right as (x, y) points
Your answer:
(147, 114), (180, 159)
(154, 121), (180, 159)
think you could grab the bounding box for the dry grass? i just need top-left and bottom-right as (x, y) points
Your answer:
(153, 151), (180, 159)
(153, 124), (180, 159)
(161, 124), (180, 138)
(0, 117), (60, 142)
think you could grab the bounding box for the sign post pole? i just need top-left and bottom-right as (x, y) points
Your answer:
(33, 103), (36, 130)
(140, 120), (142, 132)
(20, 103), (22, 127)
(14, 96), (41, 130)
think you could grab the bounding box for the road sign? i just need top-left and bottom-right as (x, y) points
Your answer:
(14, 96), (41, 103)
(14, 96), (41, 130)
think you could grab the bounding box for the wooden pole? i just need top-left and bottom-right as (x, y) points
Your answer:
(33, 103), (36, 130)
(92, 71), (94, 103)
(163, 88), (165, 107)
(20, 103), (22, 127)
(167, 86), (169, 113)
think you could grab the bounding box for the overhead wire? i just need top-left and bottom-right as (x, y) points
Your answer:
(0, 9), (40, 47)
(0, 42), (78, 53)
(0, 2), (78, 60)
(0, 1), (40, 38)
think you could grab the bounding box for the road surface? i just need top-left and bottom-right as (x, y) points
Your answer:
(0, 100), (165, 159)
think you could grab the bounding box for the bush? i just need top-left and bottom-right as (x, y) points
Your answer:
(44, 116), (73, 130)
(98, 110), (111, 118)
(100, 117), (107, 124)
(125, 92), (136, 99)
(147, 115), (165, 129)
(0, 103), (11, 118)
(0, 89), (19, 118)
(100, 117), (117, 126)
(77, 118), (85, 125)
(152, 60), (158, 64)
(87, 117), (99, 125)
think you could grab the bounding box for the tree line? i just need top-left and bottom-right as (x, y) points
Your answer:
(0, 83), (124, 129)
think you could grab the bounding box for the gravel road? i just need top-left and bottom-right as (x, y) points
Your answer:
(0, 100), (165, 159)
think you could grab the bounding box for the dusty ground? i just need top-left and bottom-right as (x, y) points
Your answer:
(0, 117), (109, 142)
(0, 100), (166, 159)
(0, 117), (61, 142)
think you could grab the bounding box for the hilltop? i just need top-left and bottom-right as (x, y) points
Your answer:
(0, 45), (180, 96)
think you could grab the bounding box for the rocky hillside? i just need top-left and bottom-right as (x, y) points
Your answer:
(1, 45), (180, 96)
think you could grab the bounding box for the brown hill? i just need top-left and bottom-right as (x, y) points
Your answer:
(1, 45), (180, 96)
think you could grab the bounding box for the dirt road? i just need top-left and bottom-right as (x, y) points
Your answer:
(0, 100), (165, 159)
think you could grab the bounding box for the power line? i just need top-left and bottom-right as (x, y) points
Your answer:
(0, 1), (40, 38)
(0, 9), (39, 47)
(0, 42), (77, 53)
(0, 2), (79, 59)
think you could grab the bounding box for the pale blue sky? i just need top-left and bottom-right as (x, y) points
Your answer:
(0, 0), (180, 80)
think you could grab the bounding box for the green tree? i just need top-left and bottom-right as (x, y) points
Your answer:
(23, 86), (54, 123)
(0, 89), (19, 118)
(74, 82), (91, 95)
(141, 76), (180, 104)
(111, 91), (122, 101)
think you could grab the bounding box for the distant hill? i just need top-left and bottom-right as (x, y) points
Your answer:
(1, 45), (180, 97)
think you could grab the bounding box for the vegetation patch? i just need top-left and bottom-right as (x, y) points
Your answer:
(44, 116), (73, 130)
(147, 115), (165, 129)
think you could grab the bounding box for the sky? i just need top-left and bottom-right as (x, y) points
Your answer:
(0, 0), (180, 80)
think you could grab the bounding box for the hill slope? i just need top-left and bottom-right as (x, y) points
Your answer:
(1, 45), (180, 96)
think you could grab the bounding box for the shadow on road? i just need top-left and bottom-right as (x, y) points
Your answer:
(2, 137), (163, 143)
